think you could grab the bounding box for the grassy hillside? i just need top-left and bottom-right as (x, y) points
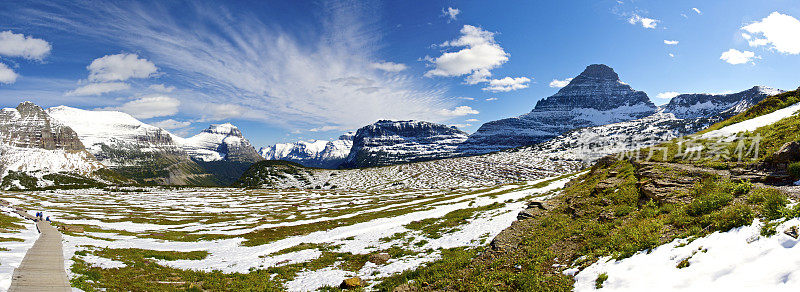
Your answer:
(376, 87), (800, 291)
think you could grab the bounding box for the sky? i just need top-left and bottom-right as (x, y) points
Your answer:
(0, 0), (799, 148)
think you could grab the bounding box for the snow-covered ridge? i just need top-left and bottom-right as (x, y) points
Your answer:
(47, 106), (182, 155)
(260, 132), (353, 169)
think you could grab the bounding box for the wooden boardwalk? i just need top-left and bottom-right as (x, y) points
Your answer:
(6, 206), (71, 292)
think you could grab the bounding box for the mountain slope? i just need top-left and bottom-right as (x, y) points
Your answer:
(0, 102), (108, 189)
(178, 123), (263, 185)
(340, 120), (470, 168)
(463, 64), (656, 152)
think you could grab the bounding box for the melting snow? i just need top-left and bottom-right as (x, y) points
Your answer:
(702, 102), (800, 138)
(574, 218), (800, 291)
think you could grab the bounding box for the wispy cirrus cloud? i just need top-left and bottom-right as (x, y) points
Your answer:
(11, 0), (459, 131)
(65, 82), (130, 96)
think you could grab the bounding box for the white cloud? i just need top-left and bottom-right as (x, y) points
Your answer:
(443, 7), (460, 21)
(102, 95), (180, 119)
(482, 76), (530, 92)
(425, 25), (509, 84)
(465, 118), (479, 122)
(449, 123), (471, 128)
(438, 105), (479, 116)
(656, 92), (680, 100)
(549, 78), (573, 88)
(0, 62), (18, 84)
(485, 97), (498, 101)
(720, 49), (757, 65)
(456, 96), (475, 100)
(692, 8), (702, 15)
(0, 30), (51, 60)
(150, 119), (191, 130)
(628, 14), (659, 29)
(149, 83), (175, 92)
(664, 40), (679, 45)
(669, 53), (675, 58)
(741, 12), (800, 54)
(88, 53), (158, 82)
(371, 61), (407, 72)
(64, 82), (130, 96)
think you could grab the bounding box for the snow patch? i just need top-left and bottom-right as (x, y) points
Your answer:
(574, 218), (800, 291)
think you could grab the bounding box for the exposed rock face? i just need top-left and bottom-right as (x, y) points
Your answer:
(340, 120), (469, 168)
(260, 133), (354, 169)
(464, 64), (656, 152)
(181, 123), (262, 163)
(1, 102), (84, 150)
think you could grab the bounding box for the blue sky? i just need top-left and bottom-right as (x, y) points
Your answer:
(0, 0), (799, 148)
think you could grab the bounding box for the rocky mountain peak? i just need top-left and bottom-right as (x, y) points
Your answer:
(202, 123), (243, 137)
(573, 64), (619, 81)
(1, 102), (85, 151)
(463, 64), (657, 152)
(16, 101), (46, 117)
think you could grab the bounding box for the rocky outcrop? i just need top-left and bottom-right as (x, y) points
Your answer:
(1, 102), (84, 150)
(340, 120), (469, 168)
(260, 133), (354, 169)
(463, 64), (656, 152)
(770, 141), (800, 164)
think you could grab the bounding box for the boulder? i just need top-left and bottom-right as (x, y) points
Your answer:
(369, 253), (390, 264)
(772, 141), (800, 163)
(340, 277), (364, 289)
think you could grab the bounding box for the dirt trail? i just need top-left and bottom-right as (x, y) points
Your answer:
(3, 201), (71, 292)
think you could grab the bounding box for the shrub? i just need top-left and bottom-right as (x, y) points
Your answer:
(595, 273), (609, 289)
(789, 162), (800, 179)
(686, 192), (733, 217)
(749, 188), (789, 220)
(711, 204), (754, 232)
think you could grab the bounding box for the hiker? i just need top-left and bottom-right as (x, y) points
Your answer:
(46, 216), (50, 222)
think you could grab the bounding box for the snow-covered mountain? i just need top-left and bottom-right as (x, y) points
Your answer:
(515, 86), (783, 164)
(259, 132), (354, 168)
(47, 106), (214, 185)
(463, 64), (656, 153)
(180, 123), (262, 163)
(0, 102), (104, 187)
(340, 120), (469, 168)
(661, 86), (783, 120)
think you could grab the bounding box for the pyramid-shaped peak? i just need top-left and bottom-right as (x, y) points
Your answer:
(576, 64), (619, 80)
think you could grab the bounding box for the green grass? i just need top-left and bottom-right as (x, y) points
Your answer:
(0, 212), (25, 232)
